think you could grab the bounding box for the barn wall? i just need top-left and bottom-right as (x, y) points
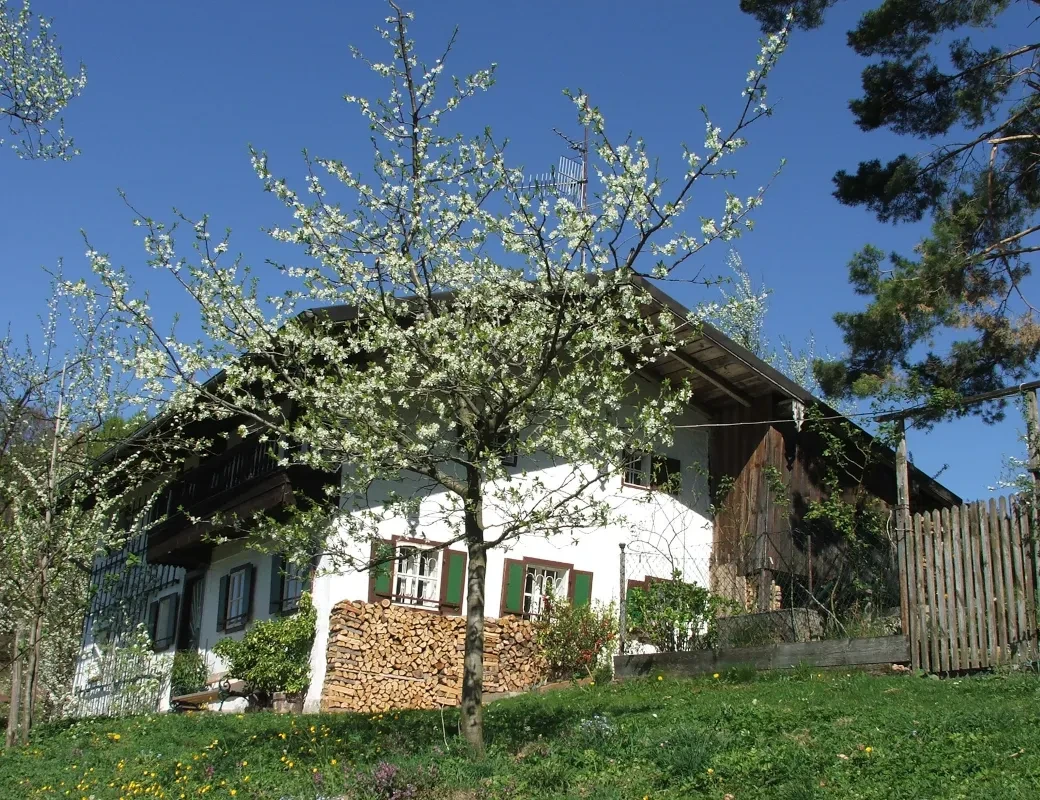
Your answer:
(710, 395), (867, 610)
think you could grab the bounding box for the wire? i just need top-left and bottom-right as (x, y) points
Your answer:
(672, 409), (884, 429)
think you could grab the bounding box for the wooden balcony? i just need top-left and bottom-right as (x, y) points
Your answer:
(145, 439), (302, 567)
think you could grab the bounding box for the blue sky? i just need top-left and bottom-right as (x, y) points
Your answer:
(0, 0), (1035, 500)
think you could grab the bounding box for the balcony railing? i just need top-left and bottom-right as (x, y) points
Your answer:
(145, 439), (283, 528)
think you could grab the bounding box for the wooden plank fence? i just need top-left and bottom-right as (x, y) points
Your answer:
(899, 497), (1040, 672)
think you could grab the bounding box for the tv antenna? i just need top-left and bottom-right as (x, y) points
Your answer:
(520, 125), (589, 213)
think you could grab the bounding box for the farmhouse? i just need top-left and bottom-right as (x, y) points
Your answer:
(71, 280), (958, 715)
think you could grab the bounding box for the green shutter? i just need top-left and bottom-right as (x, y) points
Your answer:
(570, 570), (593, 607)
(160, 595), (179, 650)
(216, 574), (229, 632)
(502, 559), (524, 615)
(147, 600), (160, 646)
(269, 554), (285, 615)
(371, 540), (393, 599)
(243, 564), (255, 622)
(442, 550), (467, 610)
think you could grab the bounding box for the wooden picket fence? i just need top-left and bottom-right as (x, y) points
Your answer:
(898, 497), (1040, 672)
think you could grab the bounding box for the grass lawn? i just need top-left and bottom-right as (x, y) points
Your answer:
(3, 668), (1040, 799)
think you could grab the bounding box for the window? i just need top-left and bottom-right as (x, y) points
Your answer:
(502, 558), (593, 618)
(394, 545), (441, 609)
(218, 564), (254, 632)
(652, 455), (682, 495)
(623, 450), (649, 487)
(623, 450), (681, 494)
(503, 557), (594, 615)
(522, 564), (567, 620)
(226, 568), (248, 626)
(179, 576), (205, 650)
(270, 555), (310, 615)
(282, 561), (308, 611)
(148, 592), (178, 651)
(369, 539), (468, 613)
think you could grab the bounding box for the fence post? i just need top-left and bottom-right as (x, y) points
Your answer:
(895, 420), (912, 637)
(618, 543), (627, 656)
(1025, 390), (1039, 651)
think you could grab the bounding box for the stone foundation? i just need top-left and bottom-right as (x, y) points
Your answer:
(321, 599), (548, 712)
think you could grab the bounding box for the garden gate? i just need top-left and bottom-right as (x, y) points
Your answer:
(897, 498), (1040, 672)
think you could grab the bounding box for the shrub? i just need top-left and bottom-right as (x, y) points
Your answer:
(212, 592), (316, 704)
(169, 649), (208, 696)
(537, 596), (617, 680)
(627, 571), (733, 652)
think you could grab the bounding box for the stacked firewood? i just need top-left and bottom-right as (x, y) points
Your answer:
(322, 599), (547, 713)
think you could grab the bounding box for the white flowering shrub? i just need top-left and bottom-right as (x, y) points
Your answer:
(86, 2), (791, 749)
(0, 0), (86, 160)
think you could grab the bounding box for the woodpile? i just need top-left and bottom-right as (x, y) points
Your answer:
(321, 599), (547, 713)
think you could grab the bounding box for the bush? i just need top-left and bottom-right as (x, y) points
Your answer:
(537, 596), (617, 680)
(212, 593), (316, 704)
(627, 572), (733, 652)
(169, 649), (208, 696)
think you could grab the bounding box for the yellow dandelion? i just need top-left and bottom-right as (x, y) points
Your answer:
(713, 673), (720, 679)
(657, 676), (663, 681)
(330, 759), (337, 766)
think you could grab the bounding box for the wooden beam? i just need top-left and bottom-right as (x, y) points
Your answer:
(894, 420), (911, 637)
(669, 349), (752, 408)
(613, 635), (910, 678)
(876, 379), (1040, 422)
(1025, 389), (1039, 481)
(631, 363), (715, 419)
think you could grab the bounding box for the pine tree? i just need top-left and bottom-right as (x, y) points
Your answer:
(743, 0), (1040, 419)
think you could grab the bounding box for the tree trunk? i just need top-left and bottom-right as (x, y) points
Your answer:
(5, 624), (23, 749)
(459, 474), (487, 755)
(21, 557), (47, 743)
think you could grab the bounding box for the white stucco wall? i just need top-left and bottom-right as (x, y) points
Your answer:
(73, 397), (715, 716)
(303, 404), (713, 711)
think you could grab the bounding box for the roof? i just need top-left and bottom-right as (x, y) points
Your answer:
(97, 276), (960, 507)
(631, 275), (960, 507)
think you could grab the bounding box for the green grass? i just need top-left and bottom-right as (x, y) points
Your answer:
(3, 670), (1040, 799)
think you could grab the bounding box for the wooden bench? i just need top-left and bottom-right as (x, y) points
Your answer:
(170, 677), (247, 712)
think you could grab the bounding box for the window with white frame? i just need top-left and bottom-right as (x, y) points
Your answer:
(623, 450), (649, 487)
(523, 564), (567, 619)
(226, 566), (248, 628)
(394, 545), (441, 608)
(281, 560), (308, 612)
(149, 592), (178, 651)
